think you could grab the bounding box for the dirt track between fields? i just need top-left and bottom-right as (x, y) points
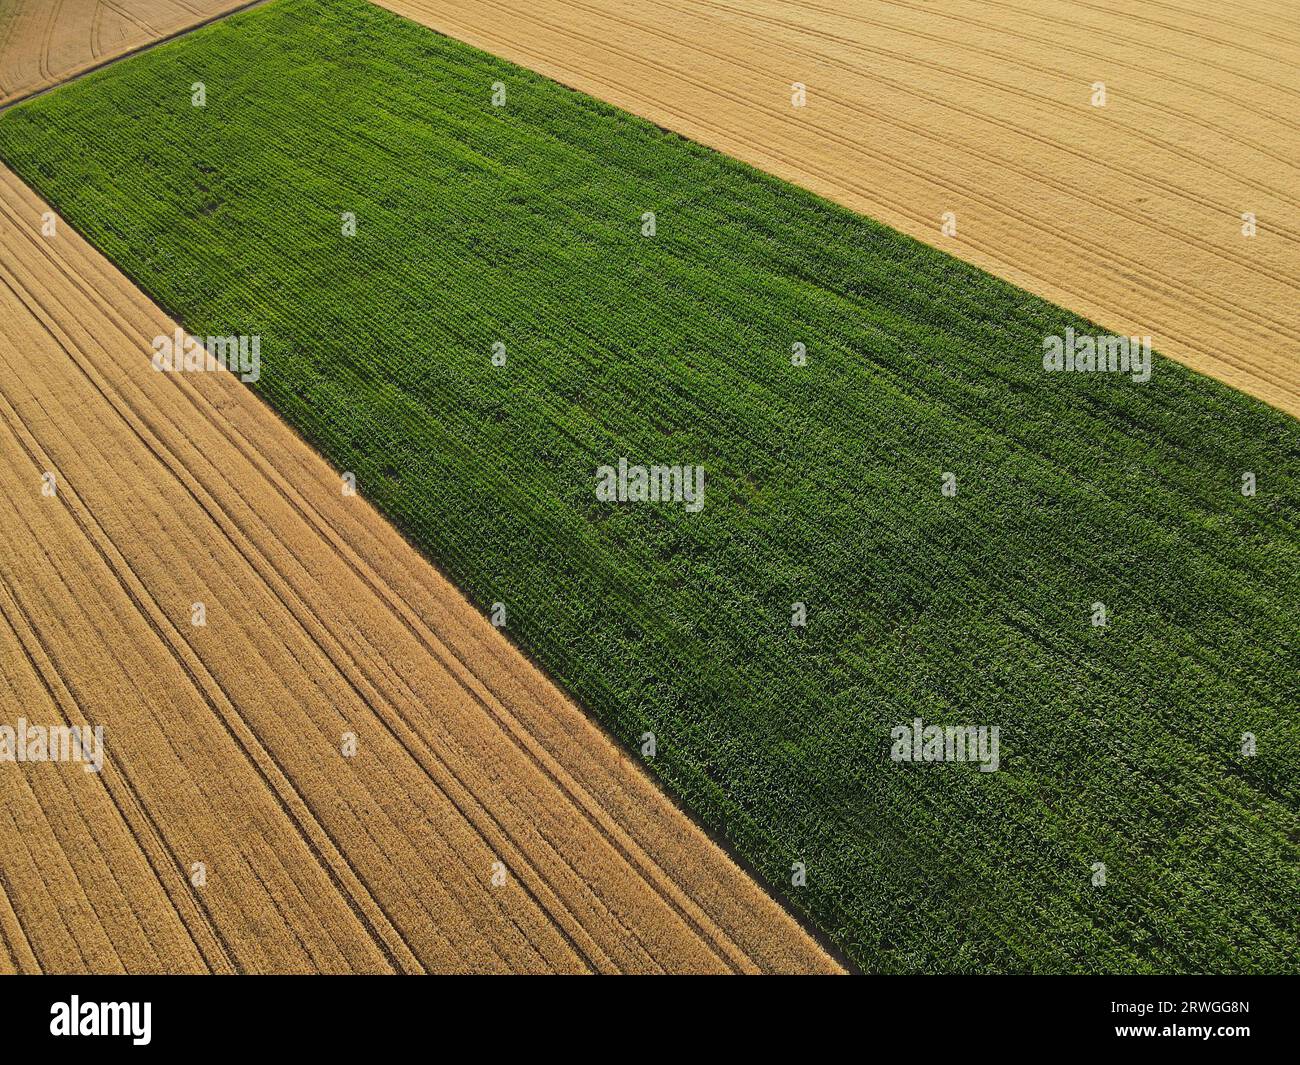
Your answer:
(0, 165), (838, 974)
(0, 0), (251, 106)
(377, 0), (1300, 420)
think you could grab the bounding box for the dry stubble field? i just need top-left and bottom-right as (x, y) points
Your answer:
(0, 0), (251, 106)
(378, 0), (1300, 419)
(0, 165), (838, 974)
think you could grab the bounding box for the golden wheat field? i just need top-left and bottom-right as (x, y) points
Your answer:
(0, 164), (838, 974)
(0, 0), (251, 106)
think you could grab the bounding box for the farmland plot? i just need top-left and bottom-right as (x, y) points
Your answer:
(1, 0), (1296, 973)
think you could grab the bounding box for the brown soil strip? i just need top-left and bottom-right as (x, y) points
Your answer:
(0, 165), (840, 973)
(374, 0), (1300, 420)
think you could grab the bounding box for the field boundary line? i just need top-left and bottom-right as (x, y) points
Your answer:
(151, 361), (774, 973)
(21, 233), (742, 973)
(448, 0), (1300, 335)
(399, 5), (1300, 410)
(0, 178), (649, 973)
(0, 149), (791, 969)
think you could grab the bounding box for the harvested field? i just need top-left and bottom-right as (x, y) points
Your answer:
(4, 0), (1295, 974)
(376, 0), (1300, 420)
(0, 163), (838, 974)
(0, 0), (250, 107)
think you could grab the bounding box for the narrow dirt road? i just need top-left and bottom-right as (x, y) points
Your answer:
(0, 0), (251, 106)
(0, 165), (839, 974)
(376, 0), (1300, 420)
